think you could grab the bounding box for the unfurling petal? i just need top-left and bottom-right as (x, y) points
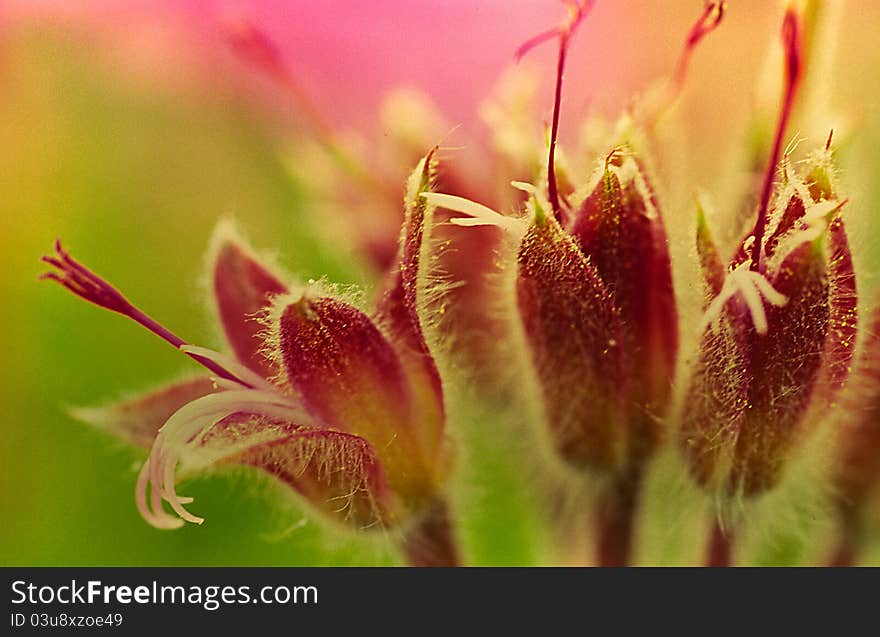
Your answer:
(275, 294), (441, 510)
(211, 228), (288, 378)
(71, 376), (217, 449)
(135, 387), (399, 529)
(571, 153), (678, 462)
(516, 216), (627, 472)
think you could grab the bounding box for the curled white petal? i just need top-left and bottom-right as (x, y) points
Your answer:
(137, 389), (314, 529)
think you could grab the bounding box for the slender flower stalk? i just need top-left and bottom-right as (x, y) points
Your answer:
(751, 8), (803, 273)
(705, 520), (733, 568)
(515, 0), (596, 220)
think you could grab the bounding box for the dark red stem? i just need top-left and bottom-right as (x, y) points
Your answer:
(516, 1), (594, 222)
(828, 538), (856, 567)
(672, 2), (726, 94)
(595, 467), (643, 566)
(751, 8), (802, 272)
(546, 34), (567, 221)
(706, 518), (733, 567)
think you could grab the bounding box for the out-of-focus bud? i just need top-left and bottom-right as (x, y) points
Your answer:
(832, 300), (880, 564)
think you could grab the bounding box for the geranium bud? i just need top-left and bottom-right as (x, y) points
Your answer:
(516, 211), (627, 472)
(273, 293), (442, 511)
(571, 151), (679, 463)
(683, 161), (853, 496)
(680, 6), (857, 497)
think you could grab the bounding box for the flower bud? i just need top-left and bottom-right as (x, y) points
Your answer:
(571, 152), (679, 463)
(683, 159), (854, 496)
(516, 211), (627, 472)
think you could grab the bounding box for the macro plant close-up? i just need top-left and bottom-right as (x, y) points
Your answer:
(4, 0), (880, 568)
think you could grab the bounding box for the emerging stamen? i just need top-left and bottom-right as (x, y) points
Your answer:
(511, 181), (553, 225)
(517, 0), (595, 221)
(751, 7), (803, 272)
(421, 192), (527, 234)
(41, 240), (254, 388)
(700, 262), (788, 335)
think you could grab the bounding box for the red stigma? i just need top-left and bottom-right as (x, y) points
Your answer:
(517, 0), (596, 222)
(751, 6), (803, 272)
(41, 241), (253, 388)
(672, 2), (727, 93)
(40, 239), (134, 315)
